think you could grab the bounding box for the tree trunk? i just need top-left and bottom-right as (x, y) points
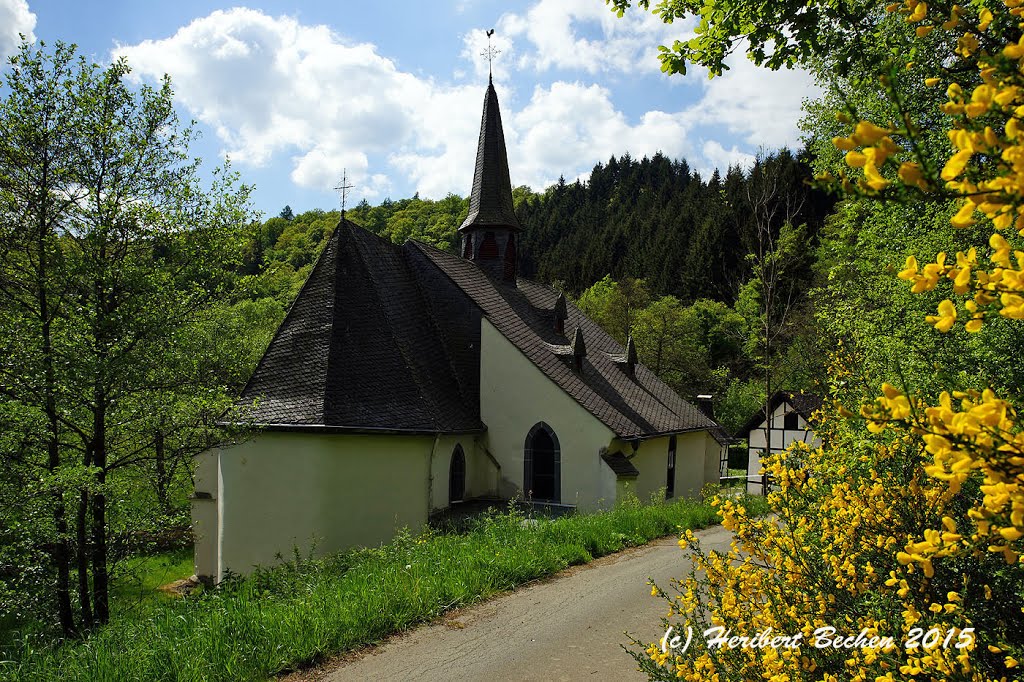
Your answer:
(91, 401), (109, 624)
(155, 428), (168, 515)
(40, 245), (76, 637)
(76, 482), (92, 629)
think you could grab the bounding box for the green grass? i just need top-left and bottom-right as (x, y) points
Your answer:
(108, 548), (195, 615)
(1, 494), (766, 682)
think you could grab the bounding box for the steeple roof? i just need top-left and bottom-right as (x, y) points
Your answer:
(459, 78), (522, 233)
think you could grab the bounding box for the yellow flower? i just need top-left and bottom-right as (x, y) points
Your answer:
(941, 149), (972, 181)
(852, 121), (893, 146)
(864, 163), (890, 190)
(907, 0), (927, 23)
(978, 8), (993, 31)
(833, 136), (857, 151)
(950, 200), (977, 228)
(898, 162), (928, 189)
(926, 299), (957, 332)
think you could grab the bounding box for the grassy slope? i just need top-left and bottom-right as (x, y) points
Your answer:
(3, 495), (768, 682)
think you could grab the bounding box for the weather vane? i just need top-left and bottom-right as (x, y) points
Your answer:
(481, 28), (499, 80)
(334, 169), (354, 217)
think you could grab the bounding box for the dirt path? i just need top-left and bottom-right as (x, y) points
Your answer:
(299, 524), (734, 682)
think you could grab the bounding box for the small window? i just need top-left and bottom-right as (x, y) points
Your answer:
(449, 445), (466, 504)
(462, 235), (472, 259)
(783, 411), (798, 430)
(666, 435), (677, 498)
(479, 232), (498, 259)
(503, 234), (517, 280)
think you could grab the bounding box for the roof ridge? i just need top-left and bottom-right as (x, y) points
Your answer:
(237, 218), (346, 418)
(401, 242), (482, 421)
(346, 228), (449, 428)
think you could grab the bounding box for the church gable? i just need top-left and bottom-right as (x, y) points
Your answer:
(238, 221), (480, 433)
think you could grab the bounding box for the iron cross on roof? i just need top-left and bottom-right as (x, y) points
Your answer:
(334, 170), (354, 216)
(481, 28), (499, 80)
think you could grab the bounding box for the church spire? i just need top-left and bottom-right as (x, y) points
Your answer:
(459, 74), (522, 282)
(459, 81), (522, 234)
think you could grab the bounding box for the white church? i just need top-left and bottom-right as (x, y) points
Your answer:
(192, 77), (727, 583)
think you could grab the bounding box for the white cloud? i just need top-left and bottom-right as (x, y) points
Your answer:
(112, 6), (818, 204)
(700, 140), (755, 174)
(688, 48), (822, 151)
(0, 0), (36, 65)
(116, 9), (434, 199)
(496, 0), (687, 75)
(512, 81), (691, 189)
(461, 27), (516, 83)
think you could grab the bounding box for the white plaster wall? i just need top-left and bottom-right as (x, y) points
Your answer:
(469, 440), (501, 499)
(428, 435), (498, 510)
(674, 431), (714, 499)
(704, 433), (725, 487)
(212, 432), (434, 580)
(192, 449), (218, 580)
(479, 318), (616, 511)
(621, 432), (711, 502)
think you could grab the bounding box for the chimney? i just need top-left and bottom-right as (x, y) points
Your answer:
(695, 394), (715, 420)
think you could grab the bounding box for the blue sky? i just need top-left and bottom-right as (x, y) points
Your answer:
(2, 0), (820, 218)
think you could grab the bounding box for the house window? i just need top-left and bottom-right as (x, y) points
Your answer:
(449, 444), (466, 504)
(503, 234), (517, 280)
(524, 422), (560, 503)
(666, 435), (676, 498)
(479, 232), (498, 259)
(783, 410), (798, 430)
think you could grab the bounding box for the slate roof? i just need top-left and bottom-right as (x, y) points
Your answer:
(458, 77), (522, 234)
(736, 390), (824, 438)
(237, 221), (481, 433)
(409, 240), (719, 440)
(238, 219), (720, 440)
(601, 451), (640, 478)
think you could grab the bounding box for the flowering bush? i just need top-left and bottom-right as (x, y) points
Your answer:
(635, 2), (1024, 680)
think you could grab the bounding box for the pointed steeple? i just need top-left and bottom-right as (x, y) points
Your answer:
(460, 79), (522, 234)
(459, 79), (522, 283)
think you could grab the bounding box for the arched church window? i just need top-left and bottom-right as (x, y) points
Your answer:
(449, 444), (466, 504)
(524, 422), (560, 503)
(479, 232), (498, 259)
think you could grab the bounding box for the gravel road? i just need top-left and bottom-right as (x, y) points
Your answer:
(307, 523), (735, 682)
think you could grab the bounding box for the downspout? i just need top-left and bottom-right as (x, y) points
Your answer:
(427, 434), (441, 517)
